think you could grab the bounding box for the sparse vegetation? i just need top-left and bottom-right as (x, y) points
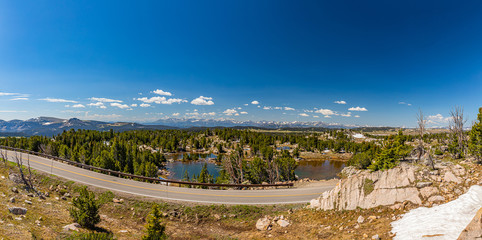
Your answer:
(70, 186), (101, 229)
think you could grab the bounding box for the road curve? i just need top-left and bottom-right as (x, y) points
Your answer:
(3, 149), (336, 205)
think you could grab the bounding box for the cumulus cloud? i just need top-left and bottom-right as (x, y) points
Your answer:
(39, 98), (77, 103)
(313, 115), (319, 118)
(191, 96), (214, 105)
(72, 104), (85, 108)
(334, 100), (346, 104)
(251, 100), (259, 105)
(88, 102), (106, 109)
(140, 103), (151, 107)
(131, 104), (138, 107)
(348, 106), (368, 111)
(427, 114), (450, 124)
(240, 111), (248, 114)
(172, 113), (180, 116)
(341, 112), (352, 117)
(274, 107), (282, 110)
(354, 115), (360, 118)
(244, 104), (249, 106)
(399, 102), (412, 106)
(315, 108), (336, 116)
(89, 97), (122, 103)
(299, 113), (309, 117)
(223, 108), (237, 116)
(263, 106), (271, 110)
(204, 112), (216, 116)
(152, 89), (172, 96)
(284, 107), (295, 111)
(138, 96), (187, 105)
(110, 103), (131, 109)
(0, 110), (27, 113)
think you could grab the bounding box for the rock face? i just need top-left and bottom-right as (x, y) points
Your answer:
(457, 207), (482, 240)
(8, 207), (27, 215)
(63, 223), (81, 231)
(310, 163), (421, 210)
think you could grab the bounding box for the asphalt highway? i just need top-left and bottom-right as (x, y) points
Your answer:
(3, 149), (336, 205)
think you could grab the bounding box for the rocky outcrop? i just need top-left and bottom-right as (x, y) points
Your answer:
(8, 207), (27, 215)
(309, 161), (473, 211)
(310, 163), (421, 210)
(457, 207), (482, 240)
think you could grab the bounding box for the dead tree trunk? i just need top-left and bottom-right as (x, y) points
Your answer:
(449, 106), (466, 158)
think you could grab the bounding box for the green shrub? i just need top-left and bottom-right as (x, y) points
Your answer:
(348, 152), (372, 169)
(142, 204), (167, 240)
(69, 187), (101, 229)
(363, 178), (374, 196)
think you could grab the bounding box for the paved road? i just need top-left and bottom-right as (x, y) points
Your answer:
(3, 149), (336, 205)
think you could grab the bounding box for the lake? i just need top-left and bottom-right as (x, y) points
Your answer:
(165, 157), (345, 181)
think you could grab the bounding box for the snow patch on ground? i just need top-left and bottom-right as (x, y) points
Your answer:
(352, 133), (365, 139)
(391, 185), (482, 240)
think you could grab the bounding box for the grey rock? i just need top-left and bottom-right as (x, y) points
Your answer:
(11, 187), (18, 193)
(419, 187), (439, 198)
(416, 181), (432, 188)
(357, 215), (365, 224)
(256, 217), (271, 231)
(9, 173), (23, 184)
(8, 207), (27, 215)
(9, 197), (15, 203)
(443, 171), (462, 184)
(24, 200), (32, 205)
(63, 223), (81, 231)
(428, 195), (445, 202)
(277, 219), (290, 227)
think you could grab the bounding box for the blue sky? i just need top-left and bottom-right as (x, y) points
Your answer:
(1, 1), (481, 127)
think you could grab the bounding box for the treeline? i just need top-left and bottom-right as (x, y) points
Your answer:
(0, 127), (378, 180)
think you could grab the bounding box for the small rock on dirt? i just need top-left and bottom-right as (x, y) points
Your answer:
(357, 215), (365, 224)
(256, 217), (271, 231)
(277, 219), (290, 227)
(8, 207), (27, 215)
(63, 223), (81, 231)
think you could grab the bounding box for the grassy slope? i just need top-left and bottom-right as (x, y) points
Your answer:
(0, 161), (419, 240)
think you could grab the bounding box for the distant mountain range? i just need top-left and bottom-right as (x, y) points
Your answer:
(0, 117), (357, 136)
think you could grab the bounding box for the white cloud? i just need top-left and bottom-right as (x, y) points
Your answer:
(89, 97), (122, 103)
(138, 96), (187, 105)
(10, 97), (28, 101)
(0, 110), (27, 113)
(427, 114), (450, 124)
(237, 107), (242, 110)
(354, 115), (360, 118)
(341, 112), (352, 117)
(140, 103), (151, 107)
(172, 113), (180, 116)
(40, 98), (77, 103)
(163, 98), (187, 104)
(152, 89), (172, 96)
(299, 113), (309, 117)
(284, 107), (295, 111)
(223, 108), (237, 116)
(274, 107), (282, 110)
(131, 104), (138, 107)
(244, 104), (249, 106)
(348, 106), (368, 111)
(334, 100), (346, 105)
(399, 102), (412, 106)
(191, 96), (214, 105)
(88, 102), (106, 109)
(240, 111), (248, 114)
(110, 103), (131, 109)
(263, 106), (271, 110)
(205, 112), (216, 116)
(72, 104), (85, 108)
(0, 92), (18, 96)
(251, 100), (259, 105)
(324, 115), (332, 118)
(313, 115), (319, 118)
(315, 108), (336, 116)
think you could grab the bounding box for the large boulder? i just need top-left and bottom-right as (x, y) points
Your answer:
(310, 164), (422, 210)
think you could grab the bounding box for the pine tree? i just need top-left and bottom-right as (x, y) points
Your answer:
(69, 187), (100, 229)
(142, 204), (167, 240)
(469, 107), (482, 162)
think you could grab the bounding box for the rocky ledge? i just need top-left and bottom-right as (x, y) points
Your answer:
(309, 161), (481, 211)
